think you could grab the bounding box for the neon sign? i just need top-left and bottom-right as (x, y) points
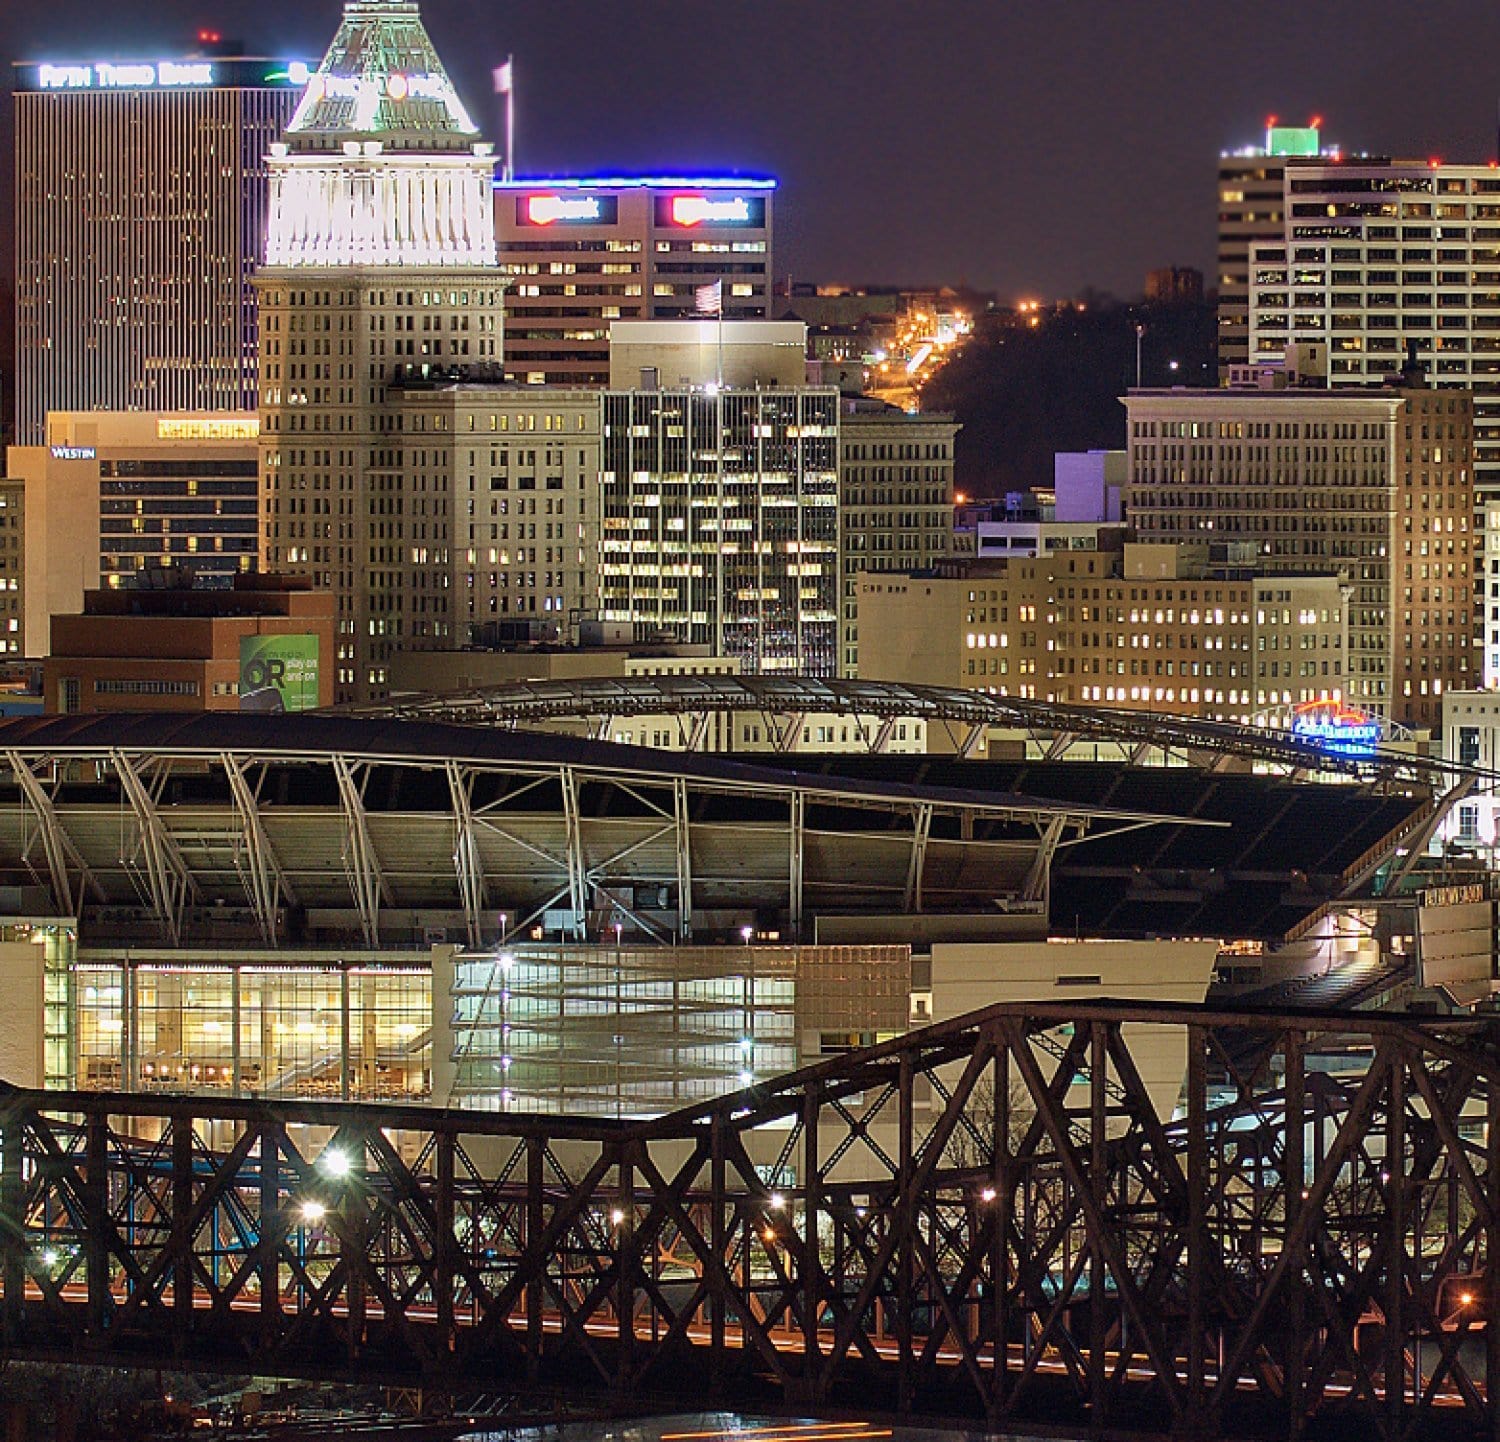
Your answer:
(527, 195), (601, 224)
(1291, 698), (1382, 758)
(36, 60), (215, 90)
(302, 71), (452, 104)
(50, 446), (96, 460)
(668, 195), (754, 227)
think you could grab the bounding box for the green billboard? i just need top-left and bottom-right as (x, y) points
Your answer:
(239, 634), (320, 713)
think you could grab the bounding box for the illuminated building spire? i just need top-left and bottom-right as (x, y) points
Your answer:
(285, 0), (480, 149)
(263, 0), (496, 267)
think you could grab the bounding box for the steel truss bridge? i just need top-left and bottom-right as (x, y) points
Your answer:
(4, 1001), (1500, 1440)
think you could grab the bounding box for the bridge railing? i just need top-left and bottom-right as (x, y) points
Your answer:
(2, 999), (1499, 1442)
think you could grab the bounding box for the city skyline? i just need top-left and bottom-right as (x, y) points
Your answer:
(3, 0), (1500, 299)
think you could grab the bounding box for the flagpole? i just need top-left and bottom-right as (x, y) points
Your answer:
(504, 54), (515, 182)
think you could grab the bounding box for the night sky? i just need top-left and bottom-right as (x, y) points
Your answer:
(5, 0), (1500, 298)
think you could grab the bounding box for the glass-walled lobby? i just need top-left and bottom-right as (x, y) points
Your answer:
(73, 954), (433, 1101)
(21, 939), (911, 1118)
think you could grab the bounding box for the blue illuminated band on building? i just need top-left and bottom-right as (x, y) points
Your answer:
(1291, 699), (1384, 758)
(494, 175), (777, 191)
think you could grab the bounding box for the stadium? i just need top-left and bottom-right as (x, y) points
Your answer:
(0, 689), (1453, 1115)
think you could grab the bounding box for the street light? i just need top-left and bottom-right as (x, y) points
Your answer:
(318, 1147), (351, 1179)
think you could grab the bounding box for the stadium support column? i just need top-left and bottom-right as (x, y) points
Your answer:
(904, 803), (932, 913)
(788, 791), (804, 939)
(1021, 815), (1069, 905)
(674, 777), (694, 940)
(113, 751), (196, 944)
(446, 760), (490, 950)
(224, 752), (295, 946)
(333, 756), (388, 948)
(7, 751), (92, 915)
(560, 766), (588, 941)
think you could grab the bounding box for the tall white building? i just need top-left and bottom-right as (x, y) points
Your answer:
(256, 0), (506, 701)
(12, 54), (307, 443)
(1246, 157), (1500, 681)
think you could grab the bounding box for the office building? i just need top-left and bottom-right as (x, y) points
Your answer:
(600, 384), (840, 675)
(5, 412), (261, 658)
(256, 0), (506, 702)
(1216, 122), (1337, 381)
(496, 176), (775, 385)
(11, 53), (308, 443)
(1244, 156), (1500, 681)
(1440, 690), (1500, 855)
(383, 379), (602, 633)
(0, 480), (23, 659)
(975, 520), (1126, 559)
(43, 572), (335, 715)
(1054, 449), (1125, 522)
(838, 400), (959, 676)
(858, 542), (1350, 727)
(1123, 381), (1474, 730)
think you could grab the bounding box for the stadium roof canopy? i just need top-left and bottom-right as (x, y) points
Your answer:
(0, 713), (1212, 954)
(330, 675), (1469, 785)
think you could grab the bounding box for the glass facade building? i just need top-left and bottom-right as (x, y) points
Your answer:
(11, 59), (305, 443)
(600, 388), (841, 676)
(446, 945), (797, 1115)
(43, 942), (910, 1119)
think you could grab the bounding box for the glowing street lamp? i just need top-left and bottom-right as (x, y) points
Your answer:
(318, 1147), (351, 1179)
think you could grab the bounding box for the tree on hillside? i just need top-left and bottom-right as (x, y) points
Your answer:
(921, 299), (1216, 497)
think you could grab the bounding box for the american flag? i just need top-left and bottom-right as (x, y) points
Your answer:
(695, 279), (722, 316)
(492, 60), (513, 94)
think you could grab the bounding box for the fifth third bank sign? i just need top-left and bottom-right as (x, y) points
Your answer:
(239, 635), (320, 713)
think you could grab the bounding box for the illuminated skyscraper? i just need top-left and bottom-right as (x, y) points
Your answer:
(11, 54), (308, 443)
(1246, 156), (1500, 682)
(600, 385), (840, 676)
(257, 0), (505, 701)
(1215, 121), (1336, 382)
